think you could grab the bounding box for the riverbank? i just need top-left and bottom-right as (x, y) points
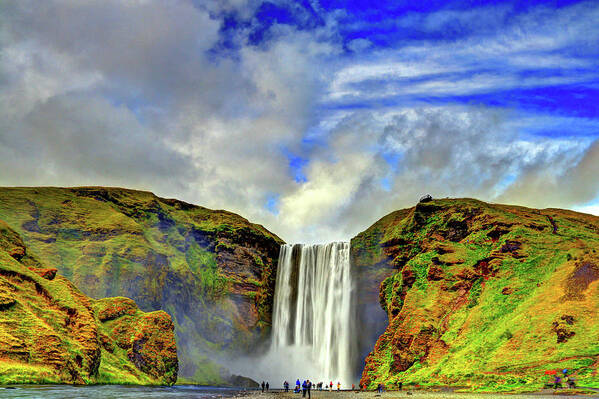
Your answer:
(234, 389), (599, 398)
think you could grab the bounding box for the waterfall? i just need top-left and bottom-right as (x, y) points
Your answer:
(269, 242), (355, 385)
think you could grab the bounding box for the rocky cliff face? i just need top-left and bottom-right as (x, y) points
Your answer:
(0, 187), (283, 384)
(0, 219), (177, 385)
(354, 199), (599, 391)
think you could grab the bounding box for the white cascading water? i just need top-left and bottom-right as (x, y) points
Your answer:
(269, 242), (355, 386)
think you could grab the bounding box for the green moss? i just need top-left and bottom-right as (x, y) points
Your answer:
(359, 198), (599, 392)
(0, 186), (283, 384)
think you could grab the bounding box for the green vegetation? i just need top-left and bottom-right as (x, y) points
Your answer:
(0, 186), (283, 384)
(356, 198), (599, 392)
(0, 220), (177, 385)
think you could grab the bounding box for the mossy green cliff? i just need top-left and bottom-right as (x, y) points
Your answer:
(353, 198), (599, 392)
(0, 187), (283, 384)
(0, 219), (177, 385)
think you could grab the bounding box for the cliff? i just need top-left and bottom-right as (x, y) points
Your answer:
(0, 219), (177, 385)
(0, 187), (283, 384)
(353, 198), (599, 391)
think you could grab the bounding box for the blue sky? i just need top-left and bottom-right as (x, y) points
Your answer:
(2, 0), (599, 242)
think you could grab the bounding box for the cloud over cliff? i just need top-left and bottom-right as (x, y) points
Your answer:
(1, 0), (599, 242)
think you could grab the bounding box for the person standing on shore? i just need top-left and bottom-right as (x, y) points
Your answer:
(337, 382), (341, 391)
(307, 379), (312, 399)
(261, 381), (265, 393)
(329, 381), (333, 391)
(266, 382), (269, 392)
(296, 379), (301, 392)
(302, 380), (308, 397)
(554, 375), (562, 389)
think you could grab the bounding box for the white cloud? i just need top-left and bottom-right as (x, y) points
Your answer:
(574, 204), (599, 216)
(1, 0), (598, 244)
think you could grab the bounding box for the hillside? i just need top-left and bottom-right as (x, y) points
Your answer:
(0, 219), (177, 385)
(0, 187), (283, 384)
(352, 198), (599, 392)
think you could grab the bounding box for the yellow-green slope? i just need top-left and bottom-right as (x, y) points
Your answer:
(354, 198), (599, 392)
(0, 220), (177, 385)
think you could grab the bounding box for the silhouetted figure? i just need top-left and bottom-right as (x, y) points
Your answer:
(553, 375), (562, 389)
(377, 383), (383, 393)
(284, 380), (289, 392)
(398, 382), (403, 390)
(307, 379), (312, 399)
(261, 381), (265, 392)
(266, 382), (269, 391)
(302, 380), (308, 397)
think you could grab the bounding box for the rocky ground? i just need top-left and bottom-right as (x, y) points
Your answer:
(235, 389), (599, 398)
(233, 388), (599, 399)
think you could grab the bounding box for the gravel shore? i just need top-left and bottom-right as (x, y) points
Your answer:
(232, 389), (599, 399)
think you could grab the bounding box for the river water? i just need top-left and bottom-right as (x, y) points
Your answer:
(0, 385), (250, 399)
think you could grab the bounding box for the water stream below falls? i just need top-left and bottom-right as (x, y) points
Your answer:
(269, 242), (356, 385)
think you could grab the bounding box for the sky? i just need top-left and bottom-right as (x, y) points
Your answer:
(1, 0), (599, 243)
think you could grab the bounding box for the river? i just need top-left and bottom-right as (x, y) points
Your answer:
(0, 385), (251, 399)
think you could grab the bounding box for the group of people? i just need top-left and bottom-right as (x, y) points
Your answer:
(550, 369), (576, 389)
(260, 381), (270, 392)
(279, 379), (345, 397)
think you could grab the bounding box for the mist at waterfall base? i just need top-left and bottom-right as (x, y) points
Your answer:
(232, 243), (358, 388)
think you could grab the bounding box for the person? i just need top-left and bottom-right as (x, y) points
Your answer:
(329, 381), (333, 391)
(285, 380), (289, 392)
(553, 375), (562, 389)
(567, 375), (576, 388)
(302, 380), (308, 398)
(398, 381), (403, 390)
(296, 379), (301, 391)
(261, 381), (265, 393)
(377, 383), (383, 393)
(307, 379), (312, 399)
(352, 384), (355, 391)
(266, 382), (269, 392)
(337, 381), (341, 391)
